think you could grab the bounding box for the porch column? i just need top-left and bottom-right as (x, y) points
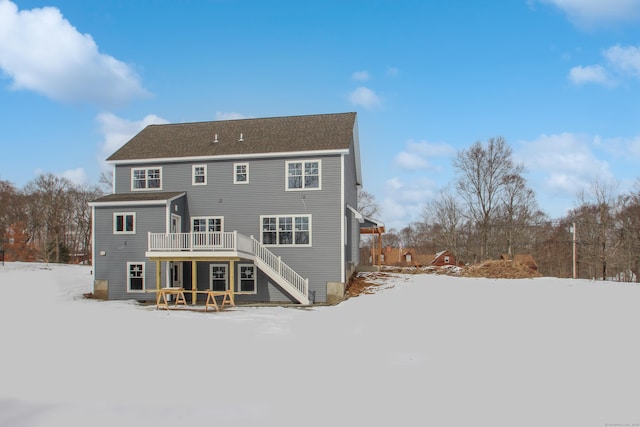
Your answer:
(229, 259), (235, 305)
(156, 260), (161, 290)
(192, 260), (197, 305)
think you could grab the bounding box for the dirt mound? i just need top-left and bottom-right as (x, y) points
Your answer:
(461, 260), (541, 279)
(346, 261), (541, 298)
(346, 272), (393, 297)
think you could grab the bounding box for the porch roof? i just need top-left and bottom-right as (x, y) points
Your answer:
(89, 191), (185, 206)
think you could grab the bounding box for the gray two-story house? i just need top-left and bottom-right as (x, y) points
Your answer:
(90, 112), (380, 305)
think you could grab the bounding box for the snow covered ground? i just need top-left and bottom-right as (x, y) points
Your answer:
(0, 262), (639, 427)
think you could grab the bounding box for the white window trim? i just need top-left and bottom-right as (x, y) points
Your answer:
(131, 166), (163, 191)
(260, 214), (312, 247)
(127, 262), (145, 293)
(210, 264), (229, 291)
(237, 263), (257, 294)
(192, 164), (207, 186)
(113, 212), (136, 235)
(285, 159), (322, 191)
(233, 162), (249, 184)
(191, 216), (225, 232)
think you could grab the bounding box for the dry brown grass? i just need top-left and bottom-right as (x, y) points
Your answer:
(460, 260), (541, 279)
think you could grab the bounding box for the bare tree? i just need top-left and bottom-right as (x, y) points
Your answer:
(357, 188), (381, 219)
(453, 137), (523, 260)
(98, 170), (113, 193)
(574, 180), (618, 280)
(422, 187), (463, 256)
(24, 174), (74, 263)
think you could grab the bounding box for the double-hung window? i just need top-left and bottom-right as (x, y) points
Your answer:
(261, 215), (311, 246)
(234, 163), (249, 184)
(238, 264), (256, 293)
(193, 165), (207, 185)
(132, 167), (162, 190)
(286, 160), (320, 190)
(210, 264), (228, 291)
(127, 262), (145, 292)
(114, 212), (135, 234)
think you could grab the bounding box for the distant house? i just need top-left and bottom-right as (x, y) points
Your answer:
(379, 247), (458, 267)
(430, 249), (457, 267)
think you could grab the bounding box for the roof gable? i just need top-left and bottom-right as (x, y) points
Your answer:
(108, 112), (357, 162)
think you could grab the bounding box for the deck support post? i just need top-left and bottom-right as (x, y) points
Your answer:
(156, 260), (161, 291)
(229, 260), (235, 305)
(192, 260), (197, 305)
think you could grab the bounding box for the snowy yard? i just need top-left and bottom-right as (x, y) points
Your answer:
(1, 262), (639, 426)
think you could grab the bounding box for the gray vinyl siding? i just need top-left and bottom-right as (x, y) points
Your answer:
(344, 140), (361, 270)
(194, 261), (294, 303)
(93, 205), (168, 300)
(107, 152), (348, 303)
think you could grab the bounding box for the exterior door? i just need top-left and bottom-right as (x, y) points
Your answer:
(170, 214), (182, 288)
(171, 262), (183, 288)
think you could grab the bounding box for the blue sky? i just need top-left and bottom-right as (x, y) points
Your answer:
(2, 0), (640, 230)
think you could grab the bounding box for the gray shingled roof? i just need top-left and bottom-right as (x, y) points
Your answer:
(108, 112), (357, 162)
(90, 192), (185, 204)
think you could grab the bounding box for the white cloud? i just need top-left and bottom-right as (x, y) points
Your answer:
(568, 65), (613, 85)
(59, 167), (88, 186)
(604, 44), (640, 77)
(540, 0), (640, 28)
(215, 111), (251, 121)
(352, 71), (370, 81)
(0, 0), (148, 106)
(394, 152), (429, 170)
(568, 43), (640, 87)
(381, 176), (437, 229)
(96, 113), (169, 172)
(517, 133), (613, 197)
(348, 86), (382, 109)
(394, 139), (455, 170)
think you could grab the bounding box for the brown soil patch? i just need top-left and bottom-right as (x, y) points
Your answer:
(346, 261), (540, 299)
(460, 260), (541, 279)
(346, 272), (393, 297)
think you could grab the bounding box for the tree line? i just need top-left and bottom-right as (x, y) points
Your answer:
(3, 138), (640, 282)
(0, 174), (105, 263)
(361, 137), (640, 281)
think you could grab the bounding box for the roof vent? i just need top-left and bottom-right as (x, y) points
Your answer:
(213, 133), (219, 143)
(238, 133), (244, 142)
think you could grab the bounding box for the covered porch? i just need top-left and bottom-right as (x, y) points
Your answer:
(145, 231), (310, 305)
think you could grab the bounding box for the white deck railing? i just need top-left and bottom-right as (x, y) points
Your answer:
(148, 231), (237, 251)
(250, 236), (309, 300)
(147, 231), (309, 303)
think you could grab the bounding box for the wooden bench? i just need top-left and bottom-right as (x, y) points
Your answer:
(156, 287), (187, 310)
(205, 290), (235, 312)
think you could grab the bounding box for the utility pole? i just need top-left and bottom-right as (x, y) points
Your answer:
(572, 222), (577, 279)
